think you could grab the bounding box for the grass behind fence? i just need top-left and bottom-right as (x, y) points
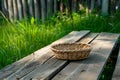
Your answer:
(0, 13), (120, 80)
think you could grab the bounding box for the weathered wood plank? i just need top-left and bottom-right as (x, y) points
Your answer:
(13, 0), (18, 20)
(52, 32), (119, 80)
(34, 0), (40, 19)
(112, 47), (120, 80)
(41, 0), (47, 22)
(47, 0), (54, 17)
(8, 0), (14, 21)
(3, 0), (8, 17)
(52, 31), (90, 44)
(21, 33), (98, 80)
(17, 0), (23, 20)
(0, 31), (86, 80)
(54, 0), (57, 14)
(0, 30), (89, 80)
(101, 0), (109, 15)
(28, 0), (34, 17)
(22, 0), (27, 18)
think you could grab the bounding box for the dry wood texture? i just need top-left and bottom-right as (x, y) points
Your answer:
(22, 0), (27, 18)
(13, 0), (18, 20)
(1, 0), (115, 21)
(52, 32), (119, 80)
(8, 0), (13, 21)
(21, 32), (97, 80)
(0, 30), (89, 80)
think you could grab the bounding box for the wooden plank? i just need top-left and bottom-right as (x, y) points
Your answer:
(54, 0), (57, 14)
(47, 0), (54, 17)
(17, 0), (23, 20)
(52, 32), (119, 80)
(28, 0), (34, 17)
(22, 0), (27, 18)
(13, 0), (18, 20)
(0, 30), (89, 80)
(8, 0), (14, 22)
(20, 33), (98, 80)
(41, 0), (47, 22)
(0, 31), (85, 80)
(112, 47), (120, 80)
(101, 0), (109, 15)
(34, 0), (40, 19)
(52, 31), (90, 44)
(3, 0), (8, 17)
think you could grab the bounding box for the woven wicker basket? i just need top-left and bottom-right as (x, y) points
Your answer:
(51, 43), (92, 60)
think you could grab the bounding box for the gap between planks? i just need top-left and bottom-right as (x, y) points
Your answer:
(112, 46), (120, 80)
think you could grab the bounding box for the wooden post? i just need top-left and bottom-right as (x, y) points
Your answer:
(1, 0), (5, 13)
(1, 0), (8, 17)
(17, 0), (23, 20)
(54, 0), (57, 14)
(47, 0), (53, 18)
(8, 0), (14, 21)
(91, 0), (95, 13)
(34, 0), (40, 19)
(41, 0), (47, 21)
(28, 0), (34, 17)
(13, 0), (18, 20)
(22, 0), (27, 18)
(101, 0), (109, 15)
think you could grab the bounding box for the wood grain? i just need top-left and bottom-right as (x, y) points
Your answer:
(17, 0), (23, 20)
(8, 0), (14, 21)
(0, 30), (89, 80)
(22, 0), (27, 18)
(52, 32), (119, 80)
(34, 0), (40, 19)
(21, 33), (98, 80)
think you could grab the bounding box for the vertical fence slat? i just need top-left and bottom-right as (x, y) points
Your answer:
(22, 0), (27, 18)
(47, 0), (54, 17)
(34, 0), (40, 19)
(17, 0), (23, 20)
(8, 0), (14, 21)
(2, 0), (8, 17)
(41, 0), (47, 21)
(28, 0), (34, 17)
(54, 0), (57, 14)
(91, 0), (95, 13)
(101, 0), (109, 15)
(13, 0), (18, 20)
(1, 0), (5, 13)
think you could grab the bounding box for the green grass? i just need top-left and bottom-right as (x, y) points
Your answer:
(0, 12), (120, 79)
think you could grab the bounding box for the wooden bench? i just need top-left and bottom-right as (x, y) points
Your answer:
(112, 47), (120, 80)
(0, 30), (119, 80)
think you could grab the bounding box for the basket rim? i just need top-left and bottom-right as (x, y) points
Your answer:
(51, 43), (92, 52)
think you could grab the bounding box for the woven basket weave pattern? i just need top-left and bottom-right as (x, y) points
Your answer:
(51, 43), (92, 60)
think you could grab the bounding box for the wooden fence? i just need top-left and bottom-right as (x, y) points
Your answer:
(1, 0), (120, 22)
